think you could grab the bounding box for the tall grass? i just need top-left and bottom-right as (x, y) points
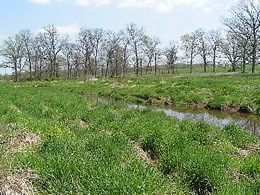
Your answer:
(49, 74), (260, 115)
(0, 79), (259, 194)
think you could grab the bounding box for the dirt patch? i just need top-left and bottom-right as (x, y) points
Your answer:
(0, 169), (37, 195)
(222, 106), (241, 114)
(100, 130), (113, 136)
(79, 119), (89, 128)
(238, 146), (260, 157)
(9, 104), (22, 114)
(131, 141), (156, 165)
(194, 103), (207, 109)
(5, 131), (40, 155)
(228, 168), (248, 181)
(238, 149), (250, 157)
(42, 105), (49, 113)
(206, 104), (239, 113)
(78, 81), (86, 84)
(0, 128), (40, 195)
(154, 96), (172, 106)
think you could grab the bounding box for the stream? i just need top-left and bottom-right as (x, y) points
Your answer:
(87, 96), (260, 136)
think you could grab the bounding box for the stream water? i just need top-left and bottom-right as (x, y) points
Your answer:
(87, 96), (260, 136)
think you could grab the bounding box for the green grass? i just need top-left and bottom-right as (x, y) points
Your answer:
(131, 64), (260, 75)
(0, 76), (259, 194)
(0, 82), (177, 194)
(48, 73), (260, 115)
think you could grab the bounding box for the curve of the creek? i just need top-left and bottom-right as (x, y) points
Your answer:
(86, 96), (260, 136)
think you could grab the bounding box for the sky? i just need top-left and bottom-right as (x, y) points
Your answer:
(0, 0), (238, 74)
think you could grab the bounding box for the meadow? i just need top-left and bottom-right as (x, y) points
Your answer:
(57, 73), (260, 115)
(0, 73), (259, 194)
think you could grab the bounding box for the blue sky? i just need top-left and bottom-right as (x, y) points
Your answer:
(0, 0), (237, 74)
(0, 0), (238, 42)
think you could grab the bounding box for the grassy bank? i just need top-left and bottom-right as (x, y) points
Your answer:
(51, 73), (260, 115)
(0, 80), (259, 194)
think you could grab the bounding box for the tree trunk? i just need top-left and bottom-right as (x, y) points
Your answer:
(134, 44), (139, 76)
(252, 30), (257, 74)
(123, 59), (127, 77)
(212, 47), (216, 73)
(28, 55), (32, 78)
(115, 59), (118, 78)
(146, 58), (152, 74)
(67, 59), (71, 79)
(172, 63), (175, 74)
(190, 53), (193, 74)
(94, 57), (98, 78)
(232, 62), (236, 72)
(140, 58), (143, 75)
(252, 45), (256, 74)
(203, 58), (207, 73)
(105, 61), (109, 78)
(14, 61), (18, 82)
(242, 56), (246, 73)
(154, 54), (157, 75)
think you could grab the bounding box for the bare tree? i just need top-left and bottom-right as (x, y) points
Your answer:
(142, 36), (154, 74)
(0, 34), (25, 82)
(223, 15), (252, 73)
(103, 31), (124, 78)
(207, 29), (223, 72)
(164, 41), (178, 74)
(223, 0), (260, 74)
(41, 25), (67, 77)
(126, 23), (146, 76)
(196, 28), (210, 73)
(71, 44), (82, 78)
(78, 28), (104, 78)
(88, 28), (104, 78)
(32, 34), (47, 79)
(221, 33), (241, 72)
(142, 36), (161, 75)
(153, 38), (161, 75)
(62, 41), (77, 79)
(119, 30), (130, 77)
(180, 31), (199, 74)
(78, 28), (93, 78)
(20, 30), (34, 78)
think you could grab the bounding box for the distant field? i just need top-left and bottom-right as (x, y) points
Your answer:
(127, 64), (260, 76)
(1, 64), (260, 81)
(0, 73), (259, 194)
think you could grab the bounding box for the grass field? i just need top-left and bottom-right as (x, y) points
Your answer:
(0, 74), (259, 194)
(126, 63), (260, 75)
(52, 73), (260, 115)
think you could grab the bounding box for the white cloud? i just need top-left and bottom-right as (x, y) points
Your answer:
(36, 23), (80, 37)
(155, 3), (173, 13)
(203, 3), (222, 13)
(56, 24), (80, 36)
(29, 0), (52, 4)
(30, 0), (112, 6)
(75, 0), (111, 6)
(28, 0), (226, 13)
(118, 0), (224, 13)
(118, 0), (151, 9)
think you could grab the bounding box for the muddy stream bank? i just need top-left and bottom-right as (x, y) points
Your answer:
(87, 96), (260, 136)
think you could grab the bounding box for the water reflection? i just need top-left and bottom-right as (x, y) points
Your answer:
(87, 96), (260, 136)
(157, 108), (259, 135)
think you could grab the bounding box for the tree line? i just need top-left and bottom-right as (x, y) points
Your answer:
(0, 0), (259, 82)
